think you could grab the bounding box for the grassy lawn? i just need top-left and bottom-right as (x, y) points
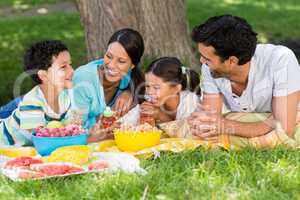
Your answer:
(0, 13), (86, 105)
(1, 0), (300, 105)
(0, 0), (300, 199)
(1, 148), (300, 199)
(187, 0), (300, 42)
(0, 0), (69, 7)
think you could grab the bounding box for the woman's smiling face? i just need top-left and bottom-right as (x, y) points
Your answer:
(103, 42), (134, 83)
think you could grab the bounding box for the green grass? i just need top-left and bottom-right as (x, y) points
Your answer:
(187, 0), (300, 42)
(1, 0), (300, 105)
(1, 148), (300, 199)
(0, 0), (69, 7)
(0, 13), (86, 105)
(0, 2), (300, 198)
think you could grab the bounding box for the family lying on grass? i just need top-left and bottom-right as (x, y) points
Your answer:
(0, 14), (299, 149)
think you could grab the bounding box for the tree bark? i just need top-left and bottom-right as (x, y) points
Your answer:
(76, 0), (198, 70)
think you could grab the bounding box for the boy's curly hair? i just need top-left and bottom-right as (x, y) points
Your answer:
(23, 40), (68, 84)
(192, 15), (257, 65)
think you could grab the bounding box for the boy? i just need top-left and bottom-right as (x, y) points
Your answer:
(0, 40), (74, 146)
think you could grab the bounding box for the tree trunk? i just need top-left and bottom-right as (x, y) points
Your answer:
(76, 0), (198, 71)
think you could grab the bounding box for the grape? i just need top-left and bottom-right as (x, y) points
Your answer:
(34, 124), (86, 137)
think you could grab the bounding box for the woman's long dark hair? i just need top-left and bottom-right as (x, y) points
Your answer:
(146, 57), (201, 95)
(108, 28), (145, 103)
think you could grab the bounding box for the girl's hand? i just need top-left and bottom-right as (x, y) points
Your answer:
(140, 102), (160, 119)
(113, 90), (133, 117)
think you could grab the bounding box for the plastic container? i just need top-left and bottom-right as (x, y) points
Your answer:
(101, 107), (116, 128)
(140, 95), (156, 126)
(139, 112), (156, 127)
(32, 132), (88, 156)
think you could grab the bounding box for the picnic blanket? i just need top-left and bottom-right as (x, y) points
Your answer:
(158, 112), (300, 150)
(224, 112), (300, 149)
(92, 112), (300, 157)
(89, 137), (229, 159)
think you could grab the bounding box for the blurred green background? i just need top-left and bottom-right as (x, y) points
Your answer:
(0, 0), (299, 105)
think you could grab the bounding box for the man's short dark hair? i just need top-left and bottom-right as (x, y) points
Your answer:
(192, 15), (257, 65)
(23, 40), (68, 84)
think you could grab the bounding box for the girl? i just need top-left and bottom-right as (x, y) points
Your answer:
(119, 57), (201, 125)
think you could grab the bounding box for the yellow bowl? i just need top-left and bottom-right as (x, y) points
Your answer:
(114, 130), (161, 152)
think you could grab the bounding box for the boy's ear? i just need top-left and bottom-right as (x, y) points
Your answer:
(37, 70), (48, 82)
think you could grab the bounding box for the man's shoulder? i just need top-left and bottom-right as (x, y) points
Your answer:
(254, 44), (297, 70)
(255, 44), (295, 60)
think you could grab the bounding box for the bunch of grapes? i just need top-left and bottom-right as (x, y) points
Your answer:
(35, 125), (86, 137)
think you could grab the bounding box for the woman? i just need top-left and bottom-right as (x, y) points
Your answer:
(119, 57), (201, 125)
(72, 28), (145, 133)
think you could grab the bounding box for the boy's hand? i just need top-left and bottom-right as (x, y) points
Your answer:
(113, 90), (133, 117)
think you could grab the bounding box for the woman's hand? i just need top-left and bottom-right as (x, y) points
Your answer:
(88, 121), (120, 143)
(113, 90), (133, 117)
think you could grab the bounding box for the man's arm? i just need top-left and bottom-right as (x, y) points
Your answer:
(221, 115), (274, 138)
(222, 91), (300, 137)
(194, 92), (300, 138)
(192, 93), (275, 138)
(272, 91), (300, 137)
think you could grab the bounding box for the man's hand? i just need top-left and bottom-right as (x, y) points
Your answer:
(113, 90), (133, 117)
(188, 104), (224, 141)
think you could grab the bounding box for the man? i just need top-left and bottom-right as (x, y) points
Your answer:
(189, 15), (300, 140)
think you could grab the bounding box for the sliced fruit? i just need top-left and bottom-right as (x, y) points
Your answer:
(46, 121), (64, 128)
(18, 169), (45, 179)
(30, 163), (85, 176)
(0, 147), (37, 158)
(45, 145), (90, 165)
(88, 161), (110, 171)
(93, 140), (115, 152)
(4, 157), (43, 169)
